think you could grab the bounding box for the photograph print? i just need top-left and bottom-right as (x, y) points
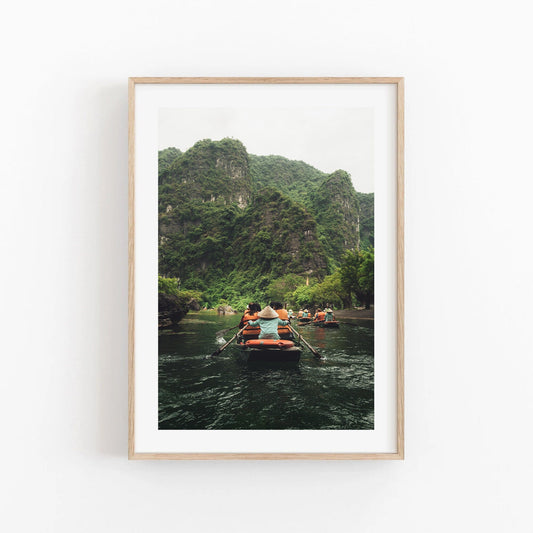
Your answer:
(157, 105), (376, 431)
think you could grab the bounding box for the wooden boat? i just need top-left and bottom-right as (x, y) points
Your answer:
(236, 338), (302, 363)
(319, 320), (340, 328)
(297, 317), (312, 324)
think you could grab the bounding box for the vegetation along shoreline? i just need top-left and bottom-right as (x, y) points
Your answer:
(158, 138), (374, 330)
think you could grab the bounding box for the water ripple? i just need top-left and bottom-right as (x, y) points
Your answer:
(159, 314), (374, 430)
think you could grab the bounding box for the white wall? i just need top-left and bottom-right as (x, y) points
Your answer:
(1, 1), (532, 531)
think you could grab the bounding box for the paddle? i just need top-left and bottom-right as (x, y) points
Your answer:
(215, 324), (240, 338)
(288, 325), (321, 359)
(210, 326), (246, 357)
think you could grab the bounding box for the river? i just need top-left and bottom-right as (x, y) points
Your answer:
(159, 312), (374, 430)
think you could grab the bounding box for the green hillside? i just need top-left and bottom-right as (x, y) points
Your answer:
(158, 138), (374, 312)
(249, 154), (325, 207)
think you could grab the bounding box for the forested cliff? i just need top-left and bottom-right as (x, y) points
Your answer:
(158, 138), (374, 310)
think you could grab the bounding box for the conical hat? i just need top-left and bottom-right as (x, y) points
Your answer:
(257, 305), (279, 319)
(325, 308), (333, 313)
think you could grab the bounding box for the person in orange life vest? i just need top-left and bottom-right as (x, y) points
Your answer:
(271, 301), (291, 337)
(313, 308), (325, 322)
(315, 309), (326, 322)
(297, 309), (304, 318)
(239, 302), (261, 336)
(247, 306), (289, 340)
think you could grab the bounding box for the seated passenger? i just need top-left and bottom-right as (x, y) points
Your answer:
(270, 302), (289, 321)
(240, 302), (261, 336)
(271, 301), (291, 338)
(324, 308), (334, 322)
(247, 306), (289, 340)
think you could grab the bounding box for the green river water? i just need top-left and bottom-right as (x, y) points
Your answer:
(159, 312), (374, 430)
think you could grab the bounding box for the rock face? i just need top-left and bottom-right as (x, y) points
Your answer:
(234, 187), (327, 279)
(249, 154), (325, 208)
(162, 138), (252, 207)
(188, 298), (201, 311)
(157, 140), (373, 303)
(217, 305), (236, 315)
(311, 170), (360, 268)
(158, 293), (188, 330)
(356, 191), (374, 249)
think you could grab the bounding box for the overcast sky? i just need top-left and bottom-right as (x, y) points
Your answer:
(159, 107), (374, 193)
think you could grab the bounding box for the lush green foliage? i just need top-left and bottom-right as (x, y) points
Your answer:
(158, 275), (203, 301)
(158, 147), (182, 185)
(308, 270), (345, 309)
(356, 192), (374, 249)
(158, 139), (374, 310)
(290, 284), (316, 309)
(249, 154), (326, 208)
(159, 138), (251, 210)
(267, 273), (307, 302)
(277, 251), (374, 310)
(339, 249), (375, 308)
(311, 170), (360, 271)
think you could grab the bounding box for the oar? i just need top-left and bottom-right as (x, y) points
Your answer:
(215, 324), (240, 337)
(211, 326), (246, 357)
(288, 325), (321, 359)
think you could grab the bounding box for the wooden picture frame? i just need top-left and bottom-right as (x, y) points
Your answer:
(129, 77), (404, 459)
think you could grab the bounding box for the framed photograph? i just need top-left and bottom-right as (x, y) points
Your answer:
(129, 77), (404, 459)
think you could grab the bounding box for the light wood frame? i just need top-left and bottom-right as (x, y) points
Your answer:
(128, 77), (404, 460)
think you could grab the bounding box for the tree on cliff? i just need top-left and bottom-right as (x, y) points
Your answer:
(310, 270), (345, 309)
(339, 249), (374, 309)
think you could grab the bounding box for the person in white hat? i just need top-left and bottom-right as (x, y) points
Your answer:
(247, 305), (289, 340)
(324, 308), (334, 322)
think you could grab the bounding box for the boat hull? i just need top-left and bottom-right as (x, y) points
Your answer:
(319, 321), (340, 328)
(236, 345), (302, 363)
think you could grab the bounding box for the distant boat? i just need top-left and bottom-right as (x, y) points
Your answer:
(319, 321), (340, 328)
(297, 317), (312, 324)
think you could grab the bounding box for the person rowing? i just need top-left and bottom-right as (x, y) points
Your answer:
(246, 305), (289, 340)
(239, 302), (261, 338)
(271, 301), (291, 339)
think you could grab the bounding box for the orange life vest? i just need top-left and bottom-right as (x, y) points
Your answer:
(275, 308), (290, 333)
(242, 312), (261, 335)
